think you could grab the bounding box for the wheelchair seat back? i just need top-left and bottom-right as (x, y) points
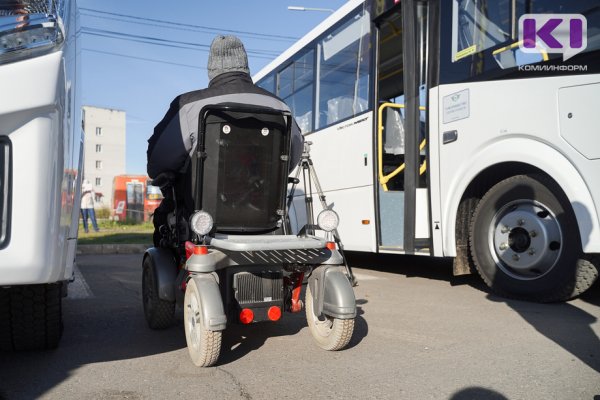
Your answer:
(192, 104), (292, 233)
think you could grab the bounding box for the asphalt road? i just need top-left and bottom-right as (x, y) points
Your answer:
(1, 252), (599, 400)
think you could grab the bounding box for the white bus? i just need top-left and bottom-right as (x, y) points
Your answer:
(254, 0), (600, 302)
(0, 0), (81, 350)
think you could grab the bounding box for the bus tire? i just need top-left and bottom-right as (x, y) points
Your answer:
(305, 285), (354, 351)
(469, 174), (598, 302)
(0, 283), (63, 351)
(142, 258), (175, 330)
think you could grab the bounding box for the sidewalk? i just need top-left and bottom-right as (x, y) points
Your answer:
(76, 243), (150, 255)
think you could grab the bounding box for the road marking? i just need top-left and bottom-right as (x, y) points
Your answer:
(67, 264), (94, 299)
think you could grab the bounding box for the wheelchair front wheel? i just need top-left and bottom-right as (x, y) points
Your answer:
(305, 285), (354, 351)
(183, 278), (222, 367)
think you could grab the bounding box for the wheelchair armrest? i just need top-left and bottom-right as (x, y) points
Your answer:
(151, 171), (177, 190)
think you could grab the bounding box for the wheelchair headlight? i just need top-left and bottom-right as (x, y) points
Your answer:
(190, 211), (213, 236)
(317, 210), (339, 232)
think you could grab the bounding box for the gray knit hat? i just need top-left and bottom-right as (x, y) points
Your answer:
(207, 35), (250, 81)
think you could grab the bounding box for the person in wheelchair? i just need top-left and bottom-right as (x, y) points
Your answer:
(143, 35), (356, 368)
(147, 35), (304, 246)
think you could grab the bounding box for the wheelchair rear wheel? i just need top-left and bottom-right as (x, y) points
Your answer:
(142, 257), (175, 330)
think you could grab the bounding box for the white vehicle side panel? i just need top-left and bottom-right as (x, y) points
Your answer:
(0, 0), (80, 351)
(428, 87), (444, 256)
(305, 113), (373, 191)
(438, 76), (600, 256)
(292, 185), (377, 252)
(0, 0), (80, 285)
(415, 188), (429, 239)
(558, 83), (600, 160)
(292, 113), (377, 252)
(0, 52), (62, 115)
(1, 113), (65, 284)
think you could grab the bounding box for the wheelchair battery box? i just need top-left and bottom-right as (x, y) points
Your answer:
(230, 269), (284, 323)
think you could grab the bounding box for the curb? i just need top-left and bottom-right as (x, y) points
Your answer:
(77, 244), (150, 255)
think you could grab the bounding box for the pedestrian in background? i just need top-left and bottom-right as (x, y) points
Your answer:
(80, 179), (100, 233)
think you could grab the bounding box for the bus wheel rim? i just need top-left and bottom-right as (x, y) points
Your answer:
(489, 200), (563, 281)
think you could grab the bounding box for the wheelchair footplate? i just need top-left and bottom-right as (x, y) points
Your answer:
(208, 234), (343, 266)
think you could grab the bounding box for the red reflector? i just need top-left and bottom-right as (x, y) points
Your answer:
(326, 241), (336, 250)
(194, 245), (208, 255)
(239, 308), (254, 324)
(185, 241), (195, 259)
(267, 306), (282, 321)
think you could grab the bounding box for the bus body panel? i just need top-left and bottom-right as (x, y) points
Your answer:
(427, 86), (444, 257)
(0, 0), (81, 286)
(437, 75), (600, 257)
(1, 105), (69, 284)
(0, 52), (62, 115)
(292, 113), (377, 252)
(292, 185), (377, 252)
(304, 113), (374, 191)
(558, 82), (600, 160)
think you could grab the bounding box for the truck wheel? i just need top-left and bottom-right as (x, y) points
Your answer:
(183, 278), (221, 367)
(0, 283), (63, 351)
(142, 258), (175, 330)
(469, 174), (598, 302)
(305, 285), (354, 351)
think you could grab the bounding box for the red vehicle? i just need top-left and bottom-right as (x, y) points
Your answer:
(113, 175), (163, 222)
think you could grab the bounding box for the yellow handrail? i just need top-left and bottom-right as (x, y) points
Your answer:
(377, 102), (427, 191)
(492, 40), (549, 61)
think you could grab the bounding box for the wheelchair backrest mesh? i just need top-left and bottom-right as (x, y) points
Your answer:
(193, 105), (291, 233)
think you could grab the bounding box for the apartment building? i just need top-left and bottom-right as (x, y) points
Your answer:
(82, 106), (126, 209)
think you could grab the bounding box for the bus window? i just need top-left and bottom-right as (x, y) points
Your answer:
(277, 50), (314, 133)
(442, 0), (600, 83)
(316, 8), (371, 129)
(451, 0), (512, 63)
(257, 72), (275, 93)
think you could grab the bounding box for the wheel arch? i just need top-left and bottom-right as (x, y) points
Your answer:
(187, 274), (227, 331)
(143, 247), (178, 302)
(443, 138), (600, 258)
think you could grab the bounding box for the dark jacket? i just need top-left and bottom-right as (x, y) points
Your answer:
(147, 72), (303, 179)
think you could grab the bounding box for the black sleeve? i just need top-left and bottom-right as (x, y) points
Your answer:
(147, 97), (181, 178)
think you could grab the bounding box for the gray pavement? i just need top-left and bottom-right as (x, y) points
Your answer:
(0, 252), (598, 400)
(76, 244), (149, 255)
